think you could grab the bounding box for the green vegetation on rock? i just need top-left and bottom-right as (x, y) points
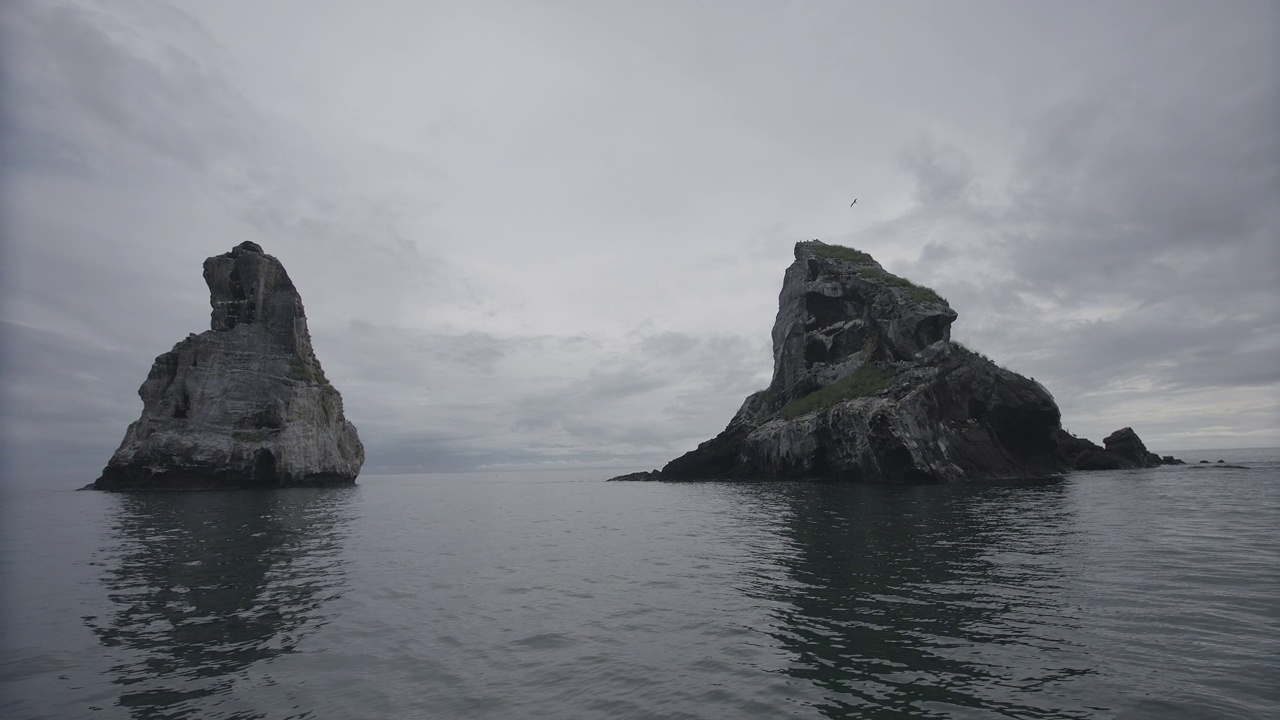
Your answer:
(291, 356), (334, 391)
(809, 243), (877, 266)
(781, 363), (896, 419)
(811, 242), (945, 305)
(952, 342), (993, 364)
(856, 266), (945, 304)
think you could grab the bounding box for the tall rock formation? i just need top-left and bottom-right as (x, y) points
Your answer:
(93, 242), (364, 489)
(615, 240), (1075, 483)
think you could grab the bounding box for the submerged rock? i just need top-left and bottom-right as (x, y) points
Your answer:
(93, 242), (364, 490)
(612, 240), (1173, 483)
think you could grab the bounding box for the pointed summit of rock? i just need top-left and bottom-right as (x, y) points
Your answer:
(205, 240), (302, 334)
(767, 240), (957, 408)
(93, 243), (364, 490)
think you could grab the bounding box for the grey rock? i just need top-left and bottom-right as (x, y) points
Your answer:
(1055, 426), (1182, 469)
(605, 470), (662, 482)
(1102, 426), (1161, 468)
(93, 242), (364, 490)
(612, 240), (1173, 483)
(767, 242), (956, 406)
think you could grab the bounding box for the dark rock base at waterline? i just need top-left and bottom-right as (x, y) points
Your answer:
(91, 466), (356, 491)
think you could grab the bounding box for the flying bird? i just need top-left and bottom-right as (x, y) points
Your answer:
(849, 198), (858, 206)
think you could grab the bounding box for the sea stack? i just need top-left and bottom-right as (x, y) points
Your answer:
(614, 240), (1075, 483)
(93, 242), (364, 489)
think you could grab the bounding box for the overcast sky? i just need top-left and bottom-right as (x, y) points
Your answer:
(2, 0), (1276, 480)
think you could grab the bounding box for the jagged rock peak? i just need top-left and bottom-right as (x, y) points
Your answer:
(93, 243), (364, 490)
(767, 240), (957, 410)
(205, 240), (302, 335)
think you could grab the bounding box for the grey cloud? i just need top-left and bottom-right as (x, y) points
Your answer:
(507, 331), (767, 451)
(1001, 314), (1280, 394)
(874, 23), (1278, 445)
(638, 331), (699, 358)
(1000, 34), (1278, 291)
(0, 321), (143, 481)
(2, 0), (441, 310)
(307, 321), (769, 473)
(1, 0), (254, 176)
(898, 137), (975, 207)
(320, 321), (516, 388)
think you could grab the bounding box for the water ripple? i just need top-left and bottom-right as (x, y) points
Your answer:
(2, 463), (1277, 718)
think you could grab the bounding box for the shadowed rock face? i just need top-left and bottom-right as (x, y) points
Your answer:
(93, 242), (364, 490)
(615, 241), (1080, 483)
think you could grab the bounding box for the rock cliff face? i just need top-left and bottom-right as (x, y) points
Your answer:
(613, 240), (1159, 483)
(93, 242), (364, 489)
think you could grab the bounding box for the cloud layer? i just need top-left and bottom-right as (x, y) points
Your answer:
(2, 0), (1276, 480)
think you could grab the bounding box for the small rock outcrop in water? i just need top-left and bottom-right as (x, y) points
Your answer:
(611, 241), (1176, 483)
(93, 242), (364, 490)
(1054, 427), (1183, 470)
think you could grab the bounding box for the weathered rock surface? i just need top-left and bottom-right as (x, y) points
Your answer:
(93, 241), (364, 490)
(611, 241), (1176, 483)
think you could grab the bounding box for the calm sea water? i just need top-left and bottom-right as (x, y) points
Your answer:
(2, 449), (1278, 719)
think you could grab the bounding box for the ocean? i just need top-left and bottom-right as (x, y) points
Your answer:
(2, 449), (1277, 719)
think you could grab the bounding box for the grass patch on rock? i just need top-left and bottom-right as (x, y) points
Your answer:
(291, 356), (334, 391)
(810, 243), (877, 266)
(856, 266), (945, 304)
(952, 342), (993, 364)
(811, 242), (945, 305)
(781, 364), (896, 419)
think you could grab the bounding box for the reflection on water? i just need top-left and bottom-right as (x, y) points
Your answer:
(86, 488), (355, 719)
(733, 482), (1093, 719)
(6, 465), (1266, 719)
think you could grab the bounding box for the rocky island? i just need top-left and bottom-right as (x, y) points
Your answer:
(92, 242), (364, 490)
(613, 240), (1175, 483)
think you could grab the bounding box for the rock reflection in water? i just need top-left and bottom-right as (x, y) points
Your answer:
(85, 488), (354, 718)
(737, 481), (1093, 719)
